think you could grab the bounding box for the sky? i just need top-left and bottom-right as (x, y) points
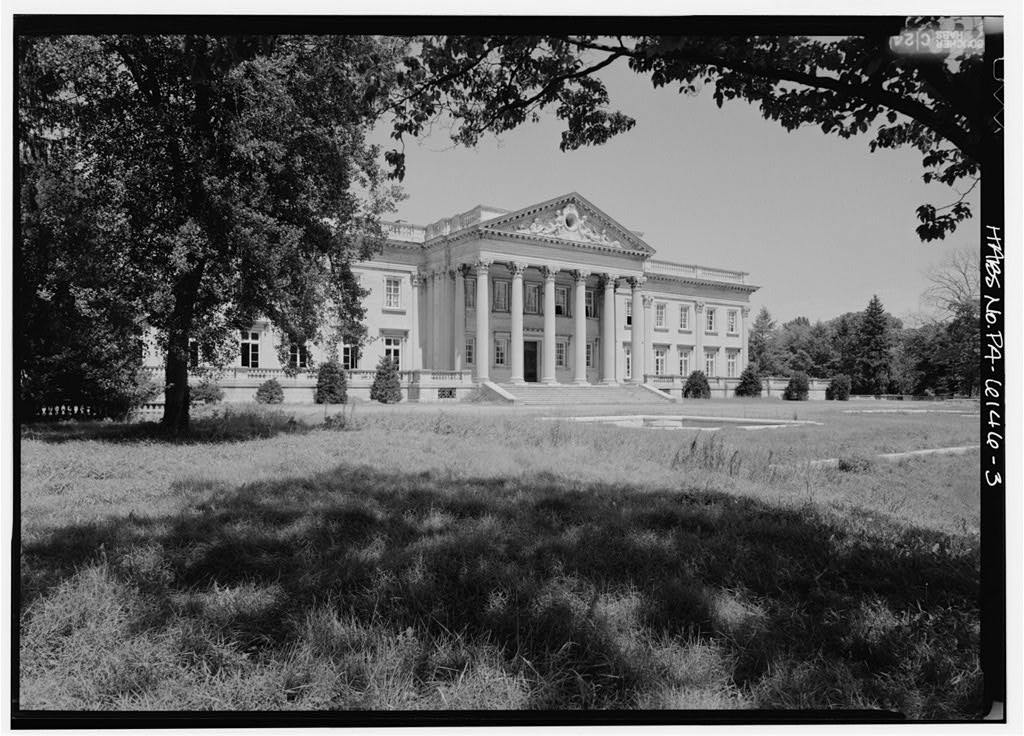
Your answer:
(370, 52), (980, 326)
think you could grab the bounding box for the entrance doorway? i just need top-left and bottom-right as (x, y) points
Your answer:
(523, 341), (539, 382)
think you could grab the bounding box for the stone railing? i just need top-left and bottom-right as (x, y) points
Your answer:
(645, 260), (748, 285)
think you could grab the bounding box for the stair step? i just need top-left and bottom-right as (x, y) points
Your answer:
(495, 383), (671, 406)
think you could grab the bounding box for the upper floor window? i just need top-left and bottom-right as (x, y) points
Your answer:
(680, 305), (690, 330)
(384, 277), (402, 310)
(655, 303), (666, 328)
(465, 278), (476, 308)
(525, 283), (541, 314)
(625, 300), (632, 327)
(728, 310), (738, 334)
(706, 307), (716, 333)
(341, 344), (355, 370)
(493, 280), (510, 312)
(555, 286), (570, 316)
(240, 330), (260, 368)
(289, 344), (310, 369)
(585, 290), (597, 318)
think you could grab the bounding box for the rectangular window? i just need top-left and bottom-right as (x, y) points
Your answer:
(706, 308), (716, 333)
(555, 341), (567, 368)
(586, 342), (594, 368)
(727, 351), (737, 378)
(289, 344), (310, 369)
(525, 283), (541, 314)
(189, 340), (199, 369)
(655, 303), (666, 328)
(341, 345), (355, 370)
(678, 348), (690, 376)
(240, 330), (260, 368)
(654, 347), (666, 376)
(585, 290), (597, 318)
(624, 346), (632, 379)
(705, 349), (717, 377)
(465, 278), (476, 308)
(728, 310), (738, 334)
(625, 300), (632, 327)
(384, 277), (402, 310)
(493, 280), (510, 312)
(494, 336), (507, 366)
(465, 337), (475, 365)
(555, 286), (569, 316)
(383, 336), (401, 368)
(680, 305), (690, 330)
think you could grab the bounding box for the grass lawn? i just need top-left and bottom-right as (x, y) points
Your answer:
(19, 401), (981, 716)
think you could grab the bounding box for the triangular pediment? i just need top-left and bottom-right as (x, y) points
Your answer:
(480, 193), (655, 254)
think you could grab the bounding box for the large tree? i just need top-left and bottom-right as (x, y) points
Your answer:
(19, 35), (403, 432)
(390, 22), (985, 240)
(855, 295), (896, 395)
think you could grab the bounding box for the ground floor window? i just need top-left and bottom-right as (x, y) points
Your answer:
(727, 351), (737, 378)
(555, 341), (567, 368)
(341, 345), (355, 370)
(384, 336), (402, 368)
(289, 344), (310, 369)
(624, 345), (631, 379)
(705, 349), (717, 377)
(585, 342), (594, 368)
(241, 330), (260, 368)
(494, 336), (508, 366)
(654, 347), (667, 376)
(678, 348), (690, 376)
(465, 337), (475, 365)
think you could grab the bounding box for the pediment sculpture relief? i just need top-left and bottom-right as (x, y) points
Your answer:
(512, 203), (623, 248)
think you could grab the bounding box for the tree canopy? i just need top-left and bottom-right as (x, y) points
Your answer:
(19, 35), (404, 431)
(389, 24), (985, 240)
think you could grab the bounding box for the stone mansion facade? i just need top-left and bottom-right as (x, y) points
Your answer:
(154, 193), (762, 402)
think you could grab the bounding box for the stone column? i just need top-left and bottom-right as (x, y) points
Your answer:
(740, 305), (750, 373)
(509, 262), (526, 384)
(600, 274), (618, 384)
(410, 272), (422, 370)
(453, 266), (466, 371)
(628, 277), (645, 382)
(643, 295), (654, 379)
(695, 300), (705, 377)
(430, 271), (441, 369)
(474, 260), (491, 382)
(572, 270), (589, 384)
(541, 266), (558, 384)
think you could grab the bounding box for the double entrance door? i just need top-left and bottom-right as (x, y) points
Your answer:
(523, 341), (539, 383)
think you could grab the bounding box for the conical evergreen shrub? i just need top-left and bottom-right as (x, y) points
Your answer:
(370, 356), (403, 404)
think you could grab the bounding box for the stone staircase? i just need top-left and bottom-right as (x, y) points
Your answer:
(495, 382), (673, 406)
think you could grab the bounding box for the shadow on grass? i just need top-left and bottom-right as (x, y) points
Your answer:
(20, 465), (982, 714)
(19, 407), (324, 445)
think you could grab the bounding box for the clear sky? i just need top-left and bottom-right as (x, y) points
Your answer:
(371, 54), (980, 326)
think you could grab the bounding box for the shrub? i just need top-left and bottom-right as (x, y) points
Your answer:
(783, 372), (810, 401)
(370, 357), (403, 404)
(255, 378), (285, 404)
(827, 374), (852, 401)
(734, 366), (762, 397)
(682, 370), (711, 399)
(190, 379), (224, 405)
(314, 360), (347, 404)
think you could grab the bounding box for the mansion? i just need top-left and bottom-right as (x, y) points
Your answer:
(158, 193), (764, 403)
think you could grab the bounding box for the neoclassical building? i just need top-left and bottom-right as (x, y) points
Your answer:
(160, 193), (761, 402)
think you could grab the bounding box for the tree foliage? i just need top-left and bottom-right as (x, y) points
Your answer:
(782, 372), (810, 401)
(391, 24), (984, 240)
(683, 370), (711, 399)
(370, 357), (403, 404)
(19, 34), (403, 433)
(734, 366), (762, 397)
(856, 295), (895, 395)
(255, 378), (284, 404)
(315, 359), (348, 404)
(826, 374), (852, 401)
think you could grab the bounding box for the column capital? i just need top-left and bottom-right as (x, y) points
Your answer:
(456, 263), (472, 278)
(411, 272), (424, 287)
(508, 261), (528, 277)
(600, 273), (620, 290)
(741, 305), (751, 317)
(475, 259), (493, 275)
(570, 269), (591, 283)
(540, 265), (559, 281)
(627, 275), (647, 289)
(642, 295), (654, 309)
(446, 267), (457, 281)
(695, 300), (706, 313)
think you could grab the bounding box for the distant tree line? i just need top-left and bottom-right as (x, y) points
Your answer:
(748, 277), (979, 397)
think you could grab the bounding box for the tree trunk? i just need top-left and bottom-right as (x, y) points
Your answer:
(162, 327), (191, 435)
